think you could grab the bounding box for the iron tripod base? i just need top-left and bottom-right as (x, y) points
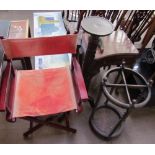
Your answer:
(89, 62), (151, 140)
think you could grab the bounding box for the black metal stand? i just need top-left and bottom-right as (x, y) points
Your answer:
(81, 16), (114, 90)
(89, 62), (151, 139)
(82, 35), (99, 90)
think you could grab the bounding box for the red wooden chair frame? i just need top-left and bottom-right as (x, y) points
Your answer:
(0, 34), (88, 137)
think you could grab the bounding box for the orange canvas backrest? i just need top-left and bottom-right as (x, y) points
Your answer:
(1, 34), (77, 59)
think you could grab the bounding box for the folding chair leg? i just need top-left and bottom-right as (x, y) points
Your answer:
(65, 112), (70, 128)
(24, 121), (76, 138)
(57, 112), (70, 123)
(23, 114), (76, 138)
(57, 113), (66, 122)
(23, 123), (44, 138)
(30, 120), (33, 129)
(47, 122), (76, 133)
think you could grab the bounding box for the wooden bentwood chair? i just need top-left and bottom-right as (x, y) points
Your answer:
(0, 34), (88, 137)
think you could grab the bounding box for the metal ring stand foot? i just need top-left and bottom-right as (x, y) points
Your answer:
(89, 104), (124, 139)
(89, 62), (152, 139)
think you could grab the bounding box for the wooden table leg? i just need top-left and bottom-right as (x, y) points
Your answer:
(21, 57), (32, 70)
(23, 57), (32, 70)
(142, 16), (155, 49)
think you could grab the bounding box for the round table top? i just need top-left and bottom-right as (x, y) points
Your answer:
(81, 16), (114, 36)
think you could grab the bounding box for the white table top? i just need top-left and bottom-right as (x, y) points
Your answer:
(81, 16), (114, 36)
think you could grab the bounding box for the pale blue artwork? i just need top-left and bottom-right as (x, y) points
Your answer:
(33, 12), (71, 70)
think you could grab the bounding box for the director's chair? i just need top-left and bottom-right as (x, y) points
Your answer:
(0, 34), (88, 137)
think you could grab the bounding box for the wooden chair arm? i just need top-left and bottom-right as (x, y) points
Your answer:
(0, 61), (16, 122)
(72, 57), (88, 104)
(0, 61), (12, 111)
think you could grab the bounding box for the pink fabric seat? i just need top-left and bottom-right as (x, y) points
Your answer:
(12, 67), (77, 118)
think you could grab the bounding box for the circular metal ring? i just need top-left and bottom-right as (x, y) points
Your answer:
(89, 105), (124, 139)
(102, 67), (151, 109)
